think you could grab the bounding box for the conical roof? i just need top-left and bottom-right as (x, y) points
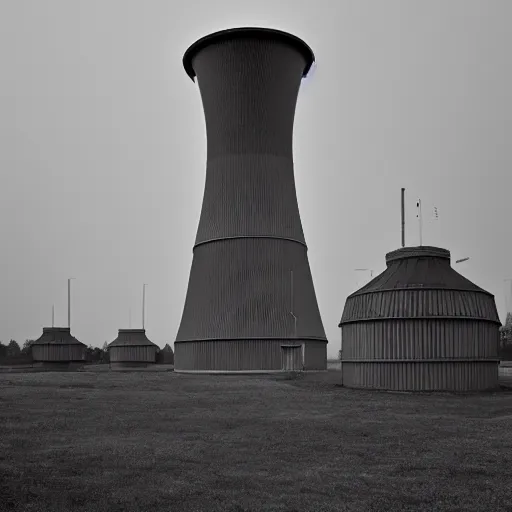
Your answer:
(352, 246), (488, 296)
(32, 327), (85, 346)
(108, 329), (159, 348)
(340, 246), (500, 326)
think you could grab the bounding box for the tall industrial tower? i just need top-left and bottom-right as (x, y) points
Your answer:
(175, 27), (327, 372)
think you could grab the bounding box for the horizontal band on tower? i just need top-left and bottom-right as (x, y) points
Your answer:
(175, 336), (327, 344)
(193, 235), (308, 250)
(348, 286), (495, 298)
(339, 315), (503, 327)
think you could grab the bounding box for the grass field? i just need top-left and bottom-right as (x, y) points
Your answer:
(2, 371), (512, 512)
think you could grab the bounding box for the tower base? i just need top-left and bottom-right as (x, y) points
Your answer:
(174, 339), (327, 373)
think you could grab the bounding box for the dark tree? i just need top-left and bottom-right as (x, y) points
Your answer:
(7, 340), (21, 357)
(21, 339), (34, 355)
(499, 312), (512, 360)
(101, 342), (110, 363)
(156, 343), (174, 364)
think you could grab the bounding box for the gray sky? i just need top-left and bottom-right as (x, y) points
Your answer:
(1, 0), (511, 358)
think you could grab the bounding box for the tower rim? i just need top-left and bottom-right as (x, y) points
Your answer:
(182, 27), (315, 81)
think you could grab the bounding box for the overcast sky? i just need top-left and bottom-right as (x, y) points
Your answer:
(1, 0), (511, 357)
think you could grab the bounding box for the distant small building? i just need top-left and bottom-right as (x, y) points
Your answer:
(31, 327), (86, 370)
(339, 246), (501, 391)
(108, 329), (159, 369)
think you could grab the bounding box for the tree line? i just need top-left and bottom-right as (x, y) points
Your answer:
(0, 340), (174, 365)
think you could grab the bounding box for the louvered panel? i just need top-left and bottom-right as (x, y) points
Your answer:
(109, 346), (157, 363)
(32, 344), (86, 362)
(341, 289), (499, 324)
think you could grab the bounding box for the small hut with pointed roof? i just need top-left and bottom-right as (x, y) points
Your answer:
(339, 246), (501, 391)
(108, 329), (159, 369)
(31, 327), (86, 369)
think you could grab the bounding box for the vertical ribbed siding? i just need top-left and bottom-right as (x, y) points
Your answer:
(340, 319), (500, 391)
(342, 320), (499, 360)
(109, 346), (157, 364)
(32, 344), (86, 362)
(177, 239), (325, 341)
(174, 340), (327, 372)
(176, 33), (327, 372)
(192, 37), (306, 160)
(281, 346), (303, 371)
(342, 362), (499, 391)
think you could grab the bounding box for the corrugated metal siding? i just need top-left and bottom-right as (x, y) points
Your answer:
(342, 361), (499, 391)
(341, 319), (500, 390)
(176, 35), (327, 366)
(342, 289), (499, 324)
(109, 346), (157, 363)
(32, 344), (86, 362)
(342, 320), (499, 360)
(177, 239), (326, 342)
(175, 340), (327, 372)
(191, 37), (307, 162)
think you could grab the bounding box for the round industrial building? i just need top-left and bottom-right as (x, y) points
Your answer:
(31, 327), (87, 370)
(108, 329), (159, 369)
(339, 246), (501, 391)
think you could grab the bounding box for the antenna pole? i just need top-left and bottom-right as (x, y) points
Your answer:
(68, 279), (70, 327)
(68, 278), (75, 330)
(52, 305), (54, 328)
(401, 188), (405, 247)
(290, 271), (297, 338)
(505, 279), (512, 316)
(417, 199), (423, 246)
(142, 284), (147, 330)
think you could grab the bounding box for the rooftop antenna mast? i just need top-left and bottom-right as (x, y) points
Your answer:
(52, 305), (54, 328)
(416, 199), (423, 246)
(505, 279), (512, 316)
(401, 188), (405, 247)
(68, 278), (75, 329)
(142, 284), (147, 330)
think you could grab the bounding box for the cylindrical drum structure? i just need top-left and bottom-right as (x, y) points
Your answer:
(31, 327), (86, 370)
(108, 329), (159, 369)
(339, 246), (501, 391)
(175, 28), (327, 373)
